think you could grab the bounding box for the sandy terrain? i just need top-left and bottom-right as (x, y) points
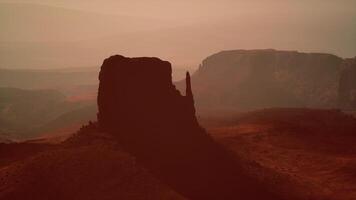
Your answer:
(0, 129), (185, 200)
(211, 108), (356, 200)
(1, 108), (355, 199)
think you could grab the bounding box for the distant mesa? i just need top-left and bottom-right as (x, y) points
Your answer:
(176, 49), (356, 111)
(96, 55), (282, 200)
(339, 57), (356, 109)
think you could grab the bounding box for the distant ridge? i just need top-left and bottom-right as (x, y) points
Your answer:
(177, 49), (356, 111)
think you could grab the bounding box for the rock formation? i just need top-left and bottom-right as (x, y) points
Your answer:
(97, 55), (199, 135)
(97, 55), (282, 200)
(176, 49), (351, 111)
(339, 58), (356, 109)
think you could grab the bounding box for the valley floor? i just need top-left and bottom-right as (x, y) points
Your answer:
(210, 108), (356, 200)
(1, 108), (356, 200)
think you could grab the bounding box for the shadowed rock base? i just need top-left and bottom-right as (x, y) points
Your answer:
(97, 55), (283, 200)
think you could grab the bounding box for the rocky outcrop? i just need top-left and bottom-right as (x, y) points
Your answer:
(177, 49), (352, 111)
(97, 55), (198, 134)
(339, 58), (356, 110)
(97, 55), (283, 200)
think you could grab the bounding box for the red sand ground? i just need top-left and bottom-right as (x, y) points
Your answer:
(211, 108), (356, 200)
(0, 108), (355, 200)
(0, 131), (184, 200)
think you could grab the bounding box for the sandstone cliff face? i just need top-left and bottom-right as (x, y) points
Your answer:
(177, 49), (347, 111)
(96, 55), (283, 200)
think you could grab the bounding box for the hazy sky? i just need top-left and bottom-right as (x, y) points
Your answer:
(0, 0), (355, 68)
(2, 0), (355, 22)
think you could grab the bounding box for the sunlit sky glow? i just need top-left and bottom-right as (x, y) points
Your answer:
(0, 0), (355, 68)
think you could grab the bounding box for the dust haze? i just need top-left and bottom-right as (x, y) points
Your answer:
(1, 1), (356, 200)
(0, 0), (355, 68)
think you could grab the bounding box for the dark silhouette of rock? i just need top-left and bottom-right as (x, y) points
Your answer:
(97, 55), (198, 134)
(97, 55), (283, 200)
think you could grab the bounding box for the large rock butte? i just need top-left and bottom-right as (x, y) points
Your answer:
(97, 55), (198, 134)
(96, 55), (283, 200)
